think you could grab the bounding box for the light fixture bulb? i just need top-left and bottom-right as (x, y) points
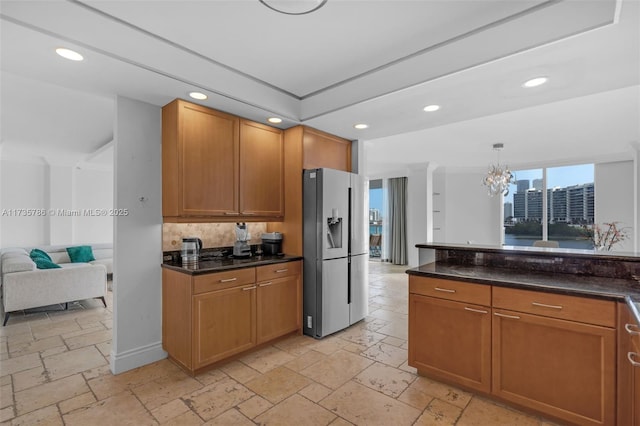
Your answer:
(55, 48), (83, 61)
(354, 124), (368, 130)
(423, 105), (440, 112)
(259, 0), (327, 15)
(189, 92), (208, 100)
(482, 143), (516, 196)
(267, 117), (282, 124)
(522, 77), (548, 88)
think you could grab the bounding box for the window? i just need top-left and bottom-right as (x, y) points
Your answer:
(369, 179), (383, 257)
(504, 169), (542, 246)
(504, 164), (594, 249)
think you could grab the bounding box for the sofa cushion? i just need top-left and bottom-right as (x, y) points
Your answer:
(30, 248), (52, 261)
(2, 255), (36, 273)
(66, 246), (96, 263)
(33, 257), (61, 269)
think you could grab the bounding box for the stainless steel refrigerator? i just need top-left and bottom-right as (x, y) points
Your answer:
(303, 168), (369, 338)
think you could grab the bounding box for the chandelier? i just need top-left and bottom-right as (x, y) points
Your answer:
(259, 0), (328, 15)
(482, 143), (516, 197)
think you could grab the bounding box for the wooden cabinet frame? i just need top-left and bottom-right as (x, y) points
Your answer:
(162, 261), (302, 374)
(409, 275), (618, 425)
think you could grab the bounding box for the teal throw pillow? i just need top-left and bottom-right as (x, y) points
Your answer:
(33, 257), (61, 269)
(66, 245), (95, 263)
(30, 248), (52, 261)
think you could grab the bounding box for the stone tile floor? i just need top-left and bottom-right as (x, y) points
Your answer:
(0, 261), (561, 425)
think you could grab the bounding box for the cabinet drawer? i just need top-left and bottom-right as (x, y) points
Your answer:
(409, 276), (491, 306)
(492, 287), (615, 327)
(194, 268), (256, 294)
(256, 261), (301, 282)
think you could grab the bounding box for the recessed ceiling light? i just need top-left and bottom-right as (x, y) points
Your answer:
(267, 117), (282, 124)
(522, 77), (548, 88)
(55, 48), (83, 61)
(354, 124), (368, 130)
(423, 104), (440, 112)
(189, 92), (208, 100)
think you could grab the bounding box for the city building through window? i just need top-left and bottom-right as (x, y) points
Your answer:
(504, 164), (595, 249)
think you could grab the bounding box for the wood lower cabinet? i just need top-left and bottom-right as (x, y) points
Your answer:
(409, 294), (491, 393)
(492, 308), (615, 426)
(618, 303), (640, 426)
(256, 262), (302, 344)
(193, 284), (256, 368)
(409, 275), (618, 425)
(162, 261), (302, 374)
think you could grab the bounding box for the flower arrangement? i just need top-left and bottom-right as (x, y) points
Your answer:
(587, 222), (629, 251)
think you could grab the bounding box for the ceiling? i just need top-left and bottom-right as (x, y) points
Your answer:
(1, 0), (638, 174)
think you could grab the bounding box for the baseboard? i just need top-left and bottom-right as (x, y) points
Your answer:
(110, 341), (167, 374)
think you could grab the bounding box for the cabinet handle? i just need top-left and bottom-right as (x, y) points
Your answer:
(531, 302), (563, 310)
(224, 212), (240, 216)
(625, 323), (640, 336)
(494, 312), (520, 320)
(242, 286), (256, 291)
(259, 282), (273, 287)
(628, 352), (640, 367)
(219, 278), (237, 283)
(464, 307), (488, 314)
(275, 269), (288, 273)
(241, 212), (256, 215)
(434, 287), (456, 293)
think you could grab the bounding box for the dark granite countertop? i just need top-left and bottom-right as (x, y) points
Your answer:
(162, 254), (302, 275)
(416, 242), (640, 261)
(406, 262), (640, 324)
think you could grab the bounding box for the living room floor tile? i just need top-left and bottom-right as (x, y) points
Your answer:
(1, 270), (562, 425)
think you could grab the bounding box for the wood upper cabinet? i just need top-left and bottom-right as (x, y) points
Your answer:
(162, 100), (284, 221)
(618, 303), (640, 426)
(492, 288), (616, 426)
(301, 127), (352, 172)
(408, 275), (491, 393)
(163, 99), (239, 217)
(239, 120), (284, 218)
(256, 261), (302, 344)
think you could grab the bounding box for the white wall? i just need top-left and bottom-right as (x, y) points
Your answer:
(406, 165), (431, 267)
(443, 169), (502, 246)
(0, 156), (113, 248)
(595, 160), (635, 251)
(0, 157), (48, 247)
(74, 168), (114, 244)
(111, 96), (165, 374)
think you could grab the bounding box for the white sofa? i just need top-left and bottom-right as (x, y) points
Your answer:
(0, 244), (111, 326)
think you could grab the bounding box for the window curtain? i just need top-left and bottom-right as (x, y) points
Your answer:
(388, 177), (407, 265)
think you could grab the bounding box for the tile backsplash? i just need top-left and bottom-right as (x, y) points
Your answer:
(162, 222), (268, 251)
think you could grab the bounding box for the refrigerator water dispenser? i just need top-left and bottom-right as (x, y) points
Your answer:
(327, 216), (342, 248)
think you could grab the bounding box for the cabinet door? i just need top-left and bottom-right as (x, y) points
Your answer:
(180, 102), (239, 216)
(492, 309), (615, 426)
(409, 294), (491, 393)
(256, 273), (301, 344)
(193, 284), (256, 368)
(620, 305), (640, 426)
(239, 120), (284, 217)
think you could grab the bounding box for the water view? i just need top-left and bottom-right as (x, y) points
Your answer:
(504, 234), (594, 250)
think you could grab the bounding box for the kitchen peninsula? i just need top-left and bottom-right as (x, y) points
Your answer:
(407, 243), (640, 426)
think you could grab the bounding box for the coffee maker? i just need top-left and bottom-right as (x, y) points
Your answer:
(233, 223), (252, 257)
